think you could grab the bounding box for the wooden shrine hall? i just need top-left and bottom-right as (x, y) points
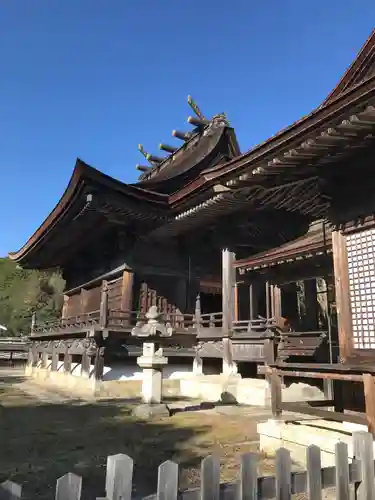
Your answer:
(10, 28), (375, 426)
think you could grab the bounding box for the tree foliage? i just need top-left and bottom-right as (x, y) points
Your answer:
(0, 258), (65, 336)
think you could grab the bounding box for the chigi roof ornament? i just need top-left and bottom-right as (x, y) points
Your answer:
(136, 95), (210, 172)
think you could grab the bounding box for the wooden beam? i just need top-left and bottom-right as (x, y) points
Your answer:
(332, 230), (352, 361)
(222, 249), (236, 335)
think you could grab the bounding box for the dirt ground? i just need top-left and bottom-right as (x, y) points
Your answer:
(0, 368), (337, 499)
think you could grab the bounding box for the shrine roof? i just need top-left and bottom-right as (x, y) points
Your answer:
(8, 159), (170, 267)
(9, 30), (375, 266)
(234, 221), (332, 271)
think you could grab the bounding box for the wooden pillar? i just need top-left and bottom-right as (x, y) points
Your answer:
(94, 347), (105, 381)
(41, 350), (49, 369)
(269, 367), (282, 418)
(121, 271), (134, 323)
(51, 343), (58, 371)
(80, 288), (89, 315)
(222, 337), (236, 375)
(222, 249), (236, 335)
(27, 347), (33, 366)
(193, 353), (203, 375)
(234, 283), (239, 322)
(31, 343), (38, 367)
(332, 230), (352, 362)
(270, 284), (282, 323)
(61, 295), (69, 319)
(63, 344), (72, 373)
(363, 374), (375, 436)
(194, 294), (202, 334)
(100, 280), (109, 329)
(304, 279), (319, 330)
(81, 349), (91, 378)
(31, 312), (36, 333)
(249, 283), (254, 320)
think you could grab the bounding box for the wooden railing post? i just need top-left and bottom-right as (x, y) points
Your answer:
(100, 280), (109, 329)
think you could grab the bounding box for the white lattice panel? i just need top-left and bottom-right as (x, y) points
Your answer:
(347, 228), (375, 349)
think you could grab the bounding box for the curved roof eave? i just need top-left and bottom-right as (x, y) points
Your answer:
(322, 29), (375, 105)
(8, 158), (168, 264)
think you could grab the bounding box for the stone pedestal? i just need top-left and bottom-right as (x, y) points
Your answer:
(137, 342), (168, 404)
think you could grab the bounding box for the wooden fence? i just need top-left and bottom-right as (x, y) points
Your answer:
(1, 430), (374, 499)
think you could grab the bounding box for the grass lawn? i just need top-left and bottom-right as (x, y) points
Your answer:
(0, 371), (274, 499)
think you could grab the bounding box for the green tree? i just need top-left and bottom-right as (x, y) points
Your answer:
(0, 258), (65, 335)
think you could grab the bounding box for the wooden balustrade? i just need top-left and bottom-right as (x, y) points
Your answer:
(27, 339), (103, 380)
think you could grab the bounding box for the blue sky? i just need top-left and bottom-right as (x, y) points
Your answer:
(1, 1), (374, 257)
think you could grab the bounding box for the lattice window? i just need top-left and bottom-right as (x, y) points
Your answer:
(347, 228), (375, 349)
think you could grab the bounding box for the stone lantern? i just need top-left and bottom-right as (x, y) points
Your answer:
(131, 306), (173, 417)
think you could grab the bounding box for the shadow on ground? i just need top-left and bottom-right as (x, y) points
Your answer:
(0, 372), (240, 500)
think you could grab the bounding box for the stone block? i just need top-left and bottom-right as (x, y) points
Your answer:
(132, 403), (170, 419)
(141, 367), (163, 404)
(258, 418), (375, 468)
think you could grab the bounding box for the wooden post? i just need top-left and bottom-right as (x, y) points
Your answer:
(270, 285), (282, 323)
(194, 294), (202, 334)
(265, 281), (270, 319)
(94, 347), (105, 380)
(363, 374), (375, 436)
(304, 279), (319, 330)
(249, 283), (254, 320)
(234, 283), (239, 322)
(263, 337), (276, 365)
(100, 280), (109, 329)
(31, 343), (38, 367)
(222, 249), (236, 335)
(81, 349), (91, 378)
(51, 343), (58, 371)
(332, 230), (352, 361)
(63, 344), (72, 373)
(80, 288), (89, 315)
(269, 367), (282, 418)
(41, 350), (49, 369)
(61, 294), (69, 320)
(121, 271), (134, 324)
(31, 312), (36, 333)
(222, 337), (236, 375)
